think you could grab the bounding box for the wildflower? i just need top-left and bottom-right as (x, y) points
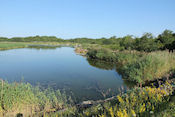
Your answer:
(99, 114), (105, 117)
(152, 105), (154, 111)
(117, 109), (124, 117)
(131, 109), (136, 117)
(123, 109), (128, 117)
(139, 103), (145, 113)
(109, 107), (114, 117)
(117, 109), (128, 117)
(117, 95), (124, 104)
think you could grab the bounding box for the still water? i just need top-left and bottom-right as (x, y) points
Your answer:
(0, 47), (128, 102)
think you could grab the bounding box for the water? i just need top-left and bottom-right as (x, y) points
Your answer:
(0, 47), (128, 102)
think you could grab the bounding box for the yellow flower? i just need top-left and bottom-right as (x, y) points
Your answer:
(139, 103), (146, 113)
(116, 109), (128, 117)
(117, 95), (124, 104)
(99, 114), (105, 117)
(152, 105), (155, 111)
(123, 109), (128, 117)
(117, 109), (124, 117)
(109, 107), (114, 117)
(131, 109), (136, 117)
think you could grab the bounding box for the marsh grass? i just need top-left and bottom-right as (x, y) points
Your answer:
(0, 42), (27, 50)
(0, 80), (70, 116)
(122, 51), (175, 84)
(0, 42), (75, 50)
(87, 47), (175, 85)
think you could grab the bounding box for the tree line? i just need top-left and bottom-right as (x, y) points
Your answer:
(0, 29), (175, 52)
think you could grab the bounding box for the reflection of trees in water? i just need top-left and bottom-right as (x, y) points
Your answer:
(27, 45), (61, 50)
(87, 58), (136, 93)
(87, 58), (115, 70)
(115, 65), (136, 88)
(123, 79), (136, 88)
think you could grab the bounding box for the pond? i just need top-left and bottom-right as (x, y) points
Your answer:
(0, 47), (129, 102)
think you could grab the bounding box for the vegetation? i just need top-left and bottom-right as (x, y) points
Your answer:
(0, 42), (75, 50)
(77, 82), (175, 117)
(70, 29), (175, 52)
(0, 36), (63, 42)
(0, 29), (175, 116)
(122, 52), (175, 85)
(86, 47), (175, 86)
(0, 42), (27, 50)
(1, 29), (175, 52)
(0, 80), (174, 116)
(0, 80), (71, 117)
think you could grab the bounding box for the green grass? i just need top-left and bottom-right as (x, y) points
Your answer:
(0, 42), (76, 50)
(122, 51), (175, 84)
(0, 42), (27, 50)
(0, 80), (70, 117)
(1, 80), (173, 117)
(87, 47), (175, 85)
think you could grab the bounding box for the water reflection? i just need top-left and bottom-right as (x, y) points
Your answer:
(87, 58), (115, 70)
(0, 47), (130, 102)
(27, 44), (60, 49)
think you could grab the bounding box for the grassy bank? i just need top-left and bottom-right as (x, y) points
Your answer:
(0, 42), (27, 50)
(0, 80), (71, 117)
(0, 80), (174, 117)
(0, 42), (76, 50)
(87, 48), (175, 85)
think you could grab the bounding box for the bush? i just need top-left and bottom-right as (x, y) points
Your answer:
(121, 51), (175, 84)
(87, 48), (116, 62)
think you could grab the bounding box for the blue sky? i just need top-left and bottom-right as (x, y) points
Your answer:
(0, 0), (175, 39)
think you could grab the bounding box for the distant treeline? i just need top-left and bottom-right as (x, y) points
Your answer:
(0, 36), (63, 42)
(1, 29), (175, 52)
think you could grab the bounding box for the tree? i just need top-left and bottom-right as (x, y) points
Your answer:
(157, 29), (175, 52)
(102, 39), (113, 45)
(120, 35), (133, 50)
(134, 33), (158, 52)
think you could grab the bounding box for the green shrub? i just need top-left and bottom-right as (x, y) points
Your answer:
(122, 52), (175, 84)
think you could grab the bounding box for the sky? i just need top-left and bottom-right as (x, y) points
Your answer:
(0, 0), (175, 39)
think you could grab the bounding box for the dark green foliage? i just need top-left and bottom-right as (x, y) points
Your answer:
(87, 58), (115, 70)
(0, 37), (9, 41)
(102, 39), (113, 45)
(133, 33), (159, 52)
(119, 35), (134, 50)
(87, 48), (116, 62)
(158, 29), (175, 51)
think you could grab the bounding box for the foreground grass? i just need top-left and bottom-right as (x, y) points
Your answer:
(43, 81), (174, 117)
(0, 80), (71, 117)
(0, 70), (174, 117)
(76, 81), (174, 117)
